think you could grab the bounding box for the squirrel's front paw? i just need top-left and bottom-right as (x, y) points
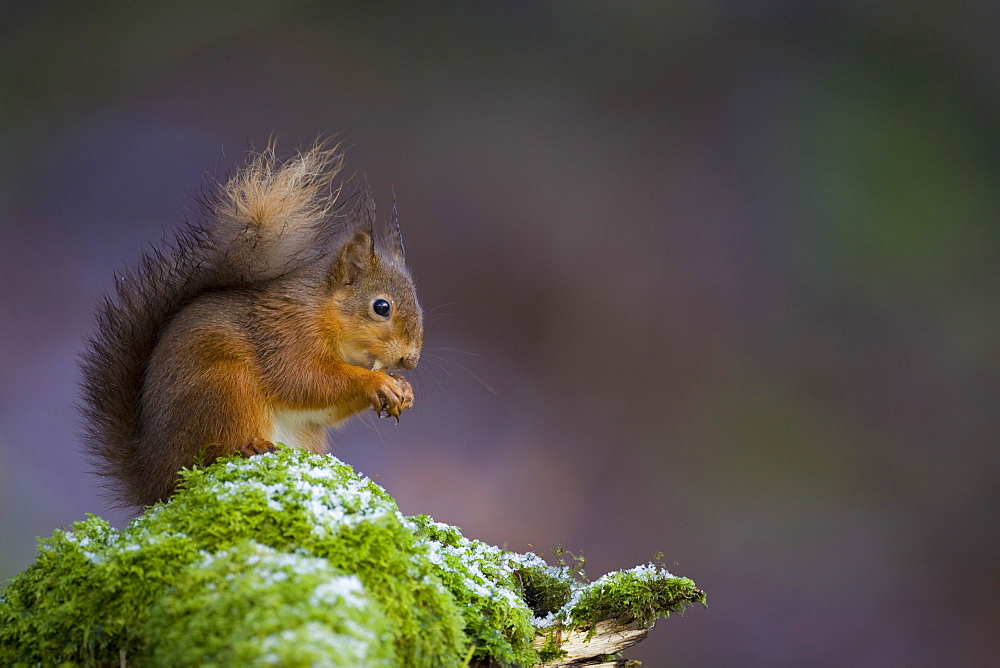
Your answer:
(369, 373), (414, 422)
(390, 373), (414, 412)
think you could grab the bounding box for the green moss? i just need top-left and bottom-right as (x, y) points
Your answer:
(535, 632), (569, 663)
(558, 564), (707, 634)
(145, 542), (394, 665)
(0, 447), (704, 666)
(410, 516), (538, 664)
(517, 561), (574, 618)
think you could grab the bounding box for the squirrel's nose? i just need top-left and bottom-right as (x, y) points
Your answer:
(399, 354), (419, 370)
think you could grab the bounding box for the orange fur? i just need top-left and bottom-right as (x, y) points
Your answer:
(81, 143), (422, 509)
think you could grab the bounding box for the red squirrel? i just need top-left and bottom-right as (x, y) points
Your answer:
(80, 143), (423, 508)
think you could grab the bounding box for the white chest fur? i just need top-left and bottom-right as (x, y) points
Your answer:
(269, 406), (352, 448)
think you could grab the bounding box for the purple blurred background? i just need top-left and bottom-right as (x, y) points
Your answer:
(2, 2), (998, 664)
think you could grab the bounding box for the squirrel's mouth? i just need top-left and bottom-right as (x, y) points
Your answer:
(344, 348), (389, 372)
(359, 353), (387, 372)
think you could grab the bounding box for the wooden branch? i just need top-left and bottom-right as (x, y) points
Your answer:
(535, 618), (651, 667)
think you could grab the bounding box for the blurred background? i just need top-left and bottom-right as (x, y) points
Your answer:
(1, 1), (998, 664)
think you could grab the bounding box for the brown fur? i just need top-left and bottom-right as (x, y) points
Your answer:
(80, 142), (423, 509)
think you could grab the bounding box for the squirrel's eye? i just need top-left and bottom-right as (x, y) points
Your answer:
(372, 298), (391, 318)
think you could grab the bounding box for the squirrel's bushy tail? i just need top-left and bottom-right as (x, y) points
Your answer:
(80, 142), (345, 507)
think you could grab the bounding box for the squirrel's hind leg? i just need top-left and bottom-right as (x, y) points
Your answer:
(240, 437), (278, 457)
(135, 331), (274, 506)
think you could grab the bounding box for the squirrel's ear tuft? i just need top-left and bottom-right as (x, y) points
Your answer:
(331, 231), (374, 287)
(389, 192), (406, 265)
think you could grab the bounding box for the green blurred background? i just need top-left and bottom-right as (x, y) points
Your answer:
(1, 1), (998, 664)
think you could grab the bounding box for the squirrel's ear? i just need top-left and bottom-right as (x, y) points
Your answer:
(331, 231), (374, 287)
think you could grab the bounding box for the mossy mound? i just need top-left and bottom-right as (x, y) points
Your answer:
(0, 448), (704, 666)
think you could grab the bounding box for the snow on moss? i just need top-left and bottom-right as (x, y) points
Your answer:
(555, 562), (705, 633)
(0, 447), (704, 666)
(145, 541), (391, 665)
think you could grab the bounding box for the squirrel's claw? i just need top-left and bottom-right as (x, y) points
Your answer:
(240, 437), (277, 458)
(369, 372), (411, 422)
